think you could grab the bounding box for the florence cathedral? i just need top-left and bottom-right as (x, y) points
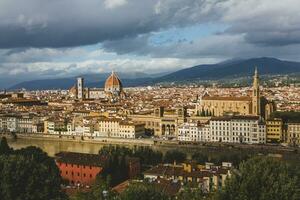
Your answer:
(69, 71), (125, 101)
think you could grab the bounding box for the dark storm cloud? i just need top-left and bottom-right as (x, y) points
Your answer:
(1, 0), (299, 50)
(0, 0), (222, 48)
(0, 0), (153, 48)
(102, 35), (151, 55)
(101, 0), (300, 58)
(244, 31), (300, 46)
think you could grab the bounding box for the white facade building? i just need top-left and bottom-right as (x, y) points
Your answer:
(209, 116), (266, 144)
(0, 114), (36, 133)
(287, 123), (300, 146)
(178, 116), (266, 144)
(178, 123), (209, 142)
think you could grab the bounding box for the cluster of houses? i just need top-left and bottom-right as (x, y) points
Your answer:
(44, 116), (145, 139)
(55, 151), (232, 196)
(0, 111), (299, 146)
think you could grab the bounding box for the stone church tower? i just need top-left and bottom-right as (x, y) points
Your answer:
(252, 67), (261, 116)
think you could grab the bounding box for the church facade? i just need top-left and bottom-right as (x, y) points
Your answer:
(196, 68), (275, 119)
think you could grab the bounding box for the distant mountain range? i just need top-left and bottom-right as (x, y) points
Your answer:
(10, 57), (300, 90)
(10, 72), (163, 90)
(158, 57), (300, 82)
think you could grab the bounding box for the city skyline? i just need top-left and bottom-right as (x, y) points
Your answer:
(0, 1), (299, 200)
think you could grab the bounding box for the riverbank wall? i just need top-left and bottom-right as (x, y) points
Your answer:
(1, 132), (298, 153)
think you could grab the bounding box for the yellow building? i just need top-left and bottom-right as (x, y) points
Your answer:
(266, 118), (283, 143)
(287, 123), (300, 147)
(196, 68), (274, 119)
(44, 118), (67, 134)
(119, 121), (145, 139)
(98, 118), (145, 138)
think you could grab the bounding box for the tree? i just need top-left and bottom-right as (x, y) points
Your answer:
(71, 176), (116, 200)
(215, 156), (300, 200)
(0, 137), (12, 155)
(208, 110), (212, 116)
(99, 145), (130, 187)
(192, 152), (208, 164)
(132, 146), (163, 166)
(99, 145), (163, 187)
(164, 150), (186, 164)
(0, 154), (66, 200)
(177, 186), (206, 200)
(118, 182), (169, 200)
(270, 111), (300, 123)
(14, 146), (51, 162)
(0, 145), (66, 200)
(205, 109), (209, 117)
(201, 108), (205, 116)
(99, 145), (162, 167)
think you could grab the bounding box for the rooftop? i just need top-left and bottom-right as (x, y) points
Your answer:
(55, 151), (107, 167)
(202, 95), (252, 101)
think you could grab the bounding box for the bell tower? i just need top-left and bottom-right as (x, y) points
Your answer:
(77, 77), (84, 100)
(252, 67), (260, 116)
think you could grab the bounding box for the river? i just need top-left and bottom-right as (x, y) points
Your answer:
(6, 137), (300, 166)
(6, 137), (179, 157)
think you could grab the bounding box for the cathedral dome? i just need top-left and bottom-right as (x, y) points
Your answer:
(69, 85), (77, 97)
(104, 71), (123, 92)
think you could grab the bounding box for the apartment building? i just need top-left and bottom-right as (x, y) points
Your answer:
(119, 121), (145, 139)
(45, 115), (145, 139)
(178, 122), (209, 142)
(98, 118), (145, 139)
(286, 123), (300, 147)
(209, 116), (266, 144)
(231, 116), (266, 144)
(0, 113), (36, 133)
(18, 116), (33, 133)
(44, 118), (68, 134)
(178, 115), (266, 144)
(266, 118), (283, 143)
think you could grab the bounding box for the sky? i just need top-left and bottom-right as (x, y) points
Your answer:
(1, 0), (300, 88)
